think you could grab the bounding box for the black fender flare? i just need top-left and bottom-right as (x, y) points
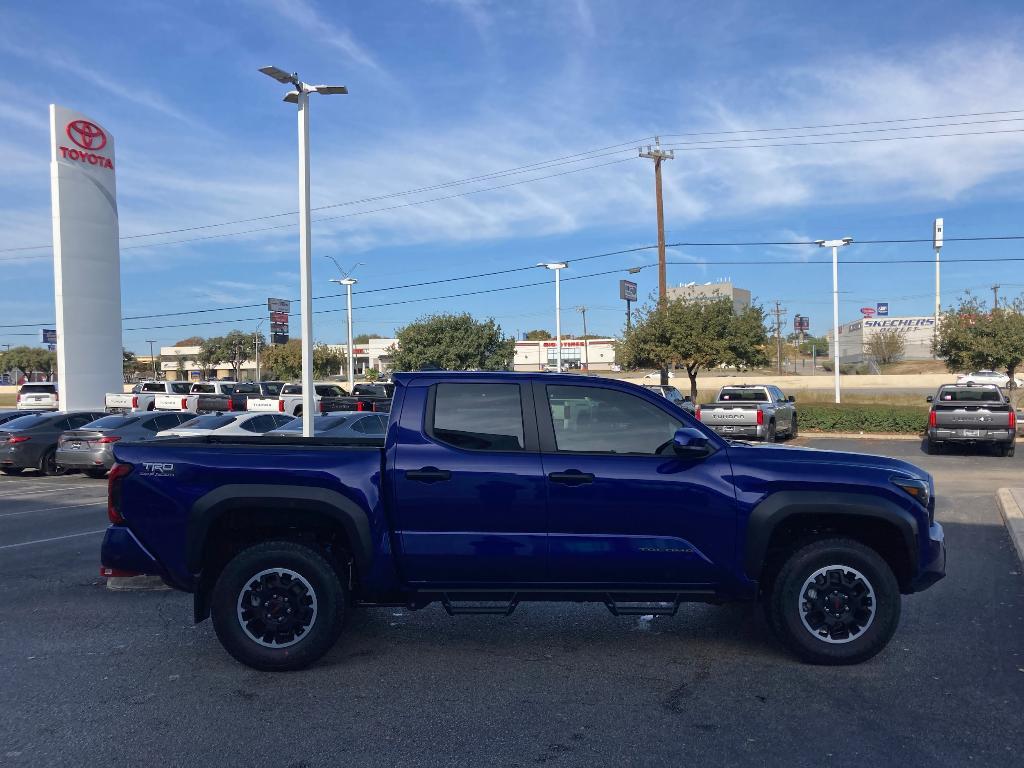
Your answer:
(743, 490), (919, 581)
(186, 484), (373, 574)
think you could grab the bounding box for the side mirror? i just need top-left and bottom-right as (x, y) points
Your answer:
(788, 395), (796, 402)
(672, 427), (711, 458)
(926, 395), (933, 403)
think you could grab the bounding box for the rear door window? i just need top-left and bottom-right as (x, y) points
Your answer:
(170, 382), (192, 394)
(428, 383), (525, 451)
(20, 384), (56, 394)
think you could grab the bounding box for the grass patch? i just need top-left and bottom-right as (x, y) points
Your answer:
(0, 393), (15, 407)
(797, 403), (928, 434)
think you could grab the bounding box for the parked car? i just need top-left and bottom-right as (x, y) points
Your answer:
(0, 409), (43, 426)
(265, 412), (389, 437)
(56, 411), (197, 477)
(155, 412), (295, 439)
(925, 384), (1016, 456)
(955, 370), (1023, 388)
(1, 410), (106, 475)
(641, 384), (695, 414)
(154, 381), (239, 413)
(697, 384), (797, 441)
(16, 382), (59, 410)
(102, 372), (944, 671)
(642, 370), (674, 380)
(105, 380), (192, 413)
(247, 382), (350, 417)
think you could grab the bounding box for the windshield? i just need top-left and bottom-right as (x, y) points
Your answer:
(83, 415), (139, 429)
(176, 414), (239, 430)
(718, 388), (768, 402)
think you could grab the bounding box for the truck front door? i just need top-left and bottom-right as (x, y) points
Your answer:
(536, 382), (737, 587)
(391, 381), (546, 585)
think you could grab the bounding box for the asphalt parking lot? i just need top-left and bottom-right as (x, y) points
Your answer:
(1, 437), (1022, 768)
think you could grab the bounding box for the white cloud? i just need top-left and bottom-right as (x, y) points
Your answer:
(262, 0), (385, 74)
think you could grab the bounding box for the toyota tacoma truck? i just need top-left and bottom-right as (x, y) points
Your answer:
(246, 382), (350, 417)
(101, 372), (945, 671)
(105, 381), (192, 413)
(926, 383), (1017, 456)
(697, 384), (797, 441)
(154, 381), (239, 414)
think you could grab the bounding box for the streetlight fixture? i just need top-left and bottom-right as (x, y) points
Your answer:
(259, 65), (348, 437)
(254, 319), (265, 382)
(146, 340), (158, 380)
(814, 236), (854, 404)
(324, 257), (362, 393)
(537, 262), (568, 372)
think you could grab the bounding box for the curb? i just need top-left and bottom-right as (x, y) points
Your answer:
(996, 489), (1024, 565)
(798, 432), (923, 441)
(105, 575), (170, 591)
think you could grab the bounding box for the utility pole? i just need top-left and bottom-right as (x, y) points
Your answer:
(576, 306), (589, 370)
(933, 218), (943, 338)
(992, 283), (1001, 309)
(146, 340), (157, 380)
(773, 302), (786, 375)
(639, 136), (675, 384)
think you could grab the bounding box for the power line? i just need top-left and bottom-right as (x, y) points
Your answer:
(6, 109), (1024, 257)
(662, 126), (1024, 152)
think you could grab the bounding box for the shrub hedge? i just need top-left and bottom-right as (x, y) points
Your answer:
(797, 403), (928, 434)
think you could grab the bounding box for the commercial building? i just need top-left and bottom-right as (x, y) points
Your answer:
(513, 338), (618, 371)
(827, 316), (937, 363)
(666, 281), (751, 314)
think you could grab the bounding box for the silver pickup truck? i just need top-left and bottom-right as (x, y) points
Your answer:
(926, 383), (1016, 456)
(696, 384), (797, 442)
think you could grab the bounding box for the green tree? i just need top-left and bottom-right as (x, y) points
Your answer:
(866, 328), (907, 365)
(196, 338), (222, 379)
(524, 329), (553, 340)
(174, 336), (205, 346)
(260, 340), (342, 380)
(122, 348), (149, 383)
(618, 297), (769, 399)
(1, 346), (57, 380)
(353, 333), (384, 344)
(935, 293), (1024, 387)
(388, 313), (515, 372)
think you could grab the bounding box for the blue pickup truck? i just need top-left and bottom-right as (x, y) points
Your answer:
(102, 372), (945, 671)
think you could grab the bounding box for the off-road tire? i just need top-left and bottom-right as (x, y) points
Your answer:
(767, 537), (900, 665)
(789, 416), (798, 440)
(211, 541), (347, 671)
(764, 421), (776, 443)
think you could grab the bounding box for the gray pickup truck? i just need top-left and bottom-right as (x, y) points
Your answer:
(697, 384), (797, 442)
(926, 383), (1016, 456)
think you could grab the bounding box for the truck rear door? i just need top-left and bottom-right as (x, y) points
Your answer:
(390, 380), (546, 584)
(932, 388), (1013, 433)
(536, 382), (736, 587)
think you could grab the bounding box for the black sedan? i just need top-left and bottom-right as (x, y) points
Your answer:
(0, 409), (44, 427)
(0, 410), (107, 476)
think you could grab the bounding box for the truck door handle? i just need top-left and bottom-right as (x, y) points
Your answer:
(406, 467), (451, 483)
(548, 470), (595, 486)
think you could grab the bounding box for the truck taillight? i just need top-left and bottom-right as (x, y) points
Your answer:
(107, 462), (133, 524)
(757, 410), (764, 426)
(356, 401), (366, 411)
(228, 398), (235, 411)
(131, 395), (138, 409)
(181, 398), (188, 410)
(318, 401), (325, 413)
(929, 411), (937, 428)
(695, 406), (701, 420)
(1010, 410), (1017, 430)
(278, 400), (285, 412)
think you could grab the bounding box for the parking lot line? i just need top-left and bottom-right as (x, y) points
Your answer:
(0, 483), (105, 497)
(0, 501), (107, 519)
(0, 529), (106, 550)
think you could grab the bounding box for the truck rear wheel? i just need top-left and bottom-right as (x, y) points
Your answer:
(764, 421), (776, 443)
(767, 537), (900, 665)
(211, 541), (347, 671)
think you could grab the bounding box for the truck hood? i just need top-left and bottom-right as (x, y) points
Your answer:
(725, 441), (930, 482)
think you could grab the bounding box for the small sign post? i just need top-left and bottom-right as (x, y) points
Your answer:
(619, 280), (638, 332)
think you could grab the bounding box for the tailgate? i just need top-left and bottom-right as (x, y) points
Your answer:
(154, 394), (188, 411)
(105, 393), (133, 409)
(246, 397), (280, 412)
(933, 406), (1011, 429)
(700, 405), (759, 425)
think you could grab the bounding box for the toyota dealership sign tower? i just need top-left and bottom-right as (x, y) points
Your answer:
(49, 105), (123, 409)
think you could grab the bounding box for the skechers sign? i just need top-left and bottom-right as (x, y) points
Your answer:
(863, 318), (935, 328)
(58, 119), (114, 170)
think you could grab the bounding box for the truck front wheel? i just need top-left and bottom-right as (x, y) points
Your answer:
(211, 541), (347, 671)
(767, 537), (900, 665)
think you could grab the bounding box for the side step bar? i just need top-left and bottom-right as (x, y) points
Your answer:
(603, 596), (681, 617)
(440, 594), (519, 616)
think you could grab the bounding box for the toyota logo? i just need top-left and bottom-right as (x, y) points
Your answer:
(66, 120), (107, 151)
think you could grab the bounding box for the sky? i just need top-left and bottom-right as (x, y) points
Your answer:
(4, 0), (1024, 352)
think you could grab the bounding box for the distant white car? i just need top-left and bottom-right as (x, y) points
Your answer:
(156, 412), (294, 438)
(16, 382), (59, 410)
(956, 370), (1023, 388)
(642, 370), (674, 380)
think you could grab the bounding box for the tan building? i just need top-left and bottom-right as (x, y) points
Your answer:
(667, 281), (751, 314)
(513, 338), (618, 371)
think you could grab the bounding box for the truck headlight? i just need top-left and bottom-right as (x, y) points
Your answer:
(891, 476), (930, 509)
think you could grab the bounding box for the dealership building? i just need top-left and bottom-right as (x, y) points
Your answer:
(827, 316), (937, 363)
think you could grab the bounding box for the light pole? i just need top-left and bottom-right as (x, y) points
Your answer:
(259, 65), (348, 437)
(146, 340), (157, 380)
(324, 257), (362, 393)
(815, 237), (853, 403)
(933, 218), (943, 338)
(254, 319), (265, 382)
(575, 305), (589, 370)
(537, 263), (568, 371)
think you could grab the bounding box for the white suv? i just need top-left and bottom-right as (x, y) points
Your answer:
(16, 382), (59, 410)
